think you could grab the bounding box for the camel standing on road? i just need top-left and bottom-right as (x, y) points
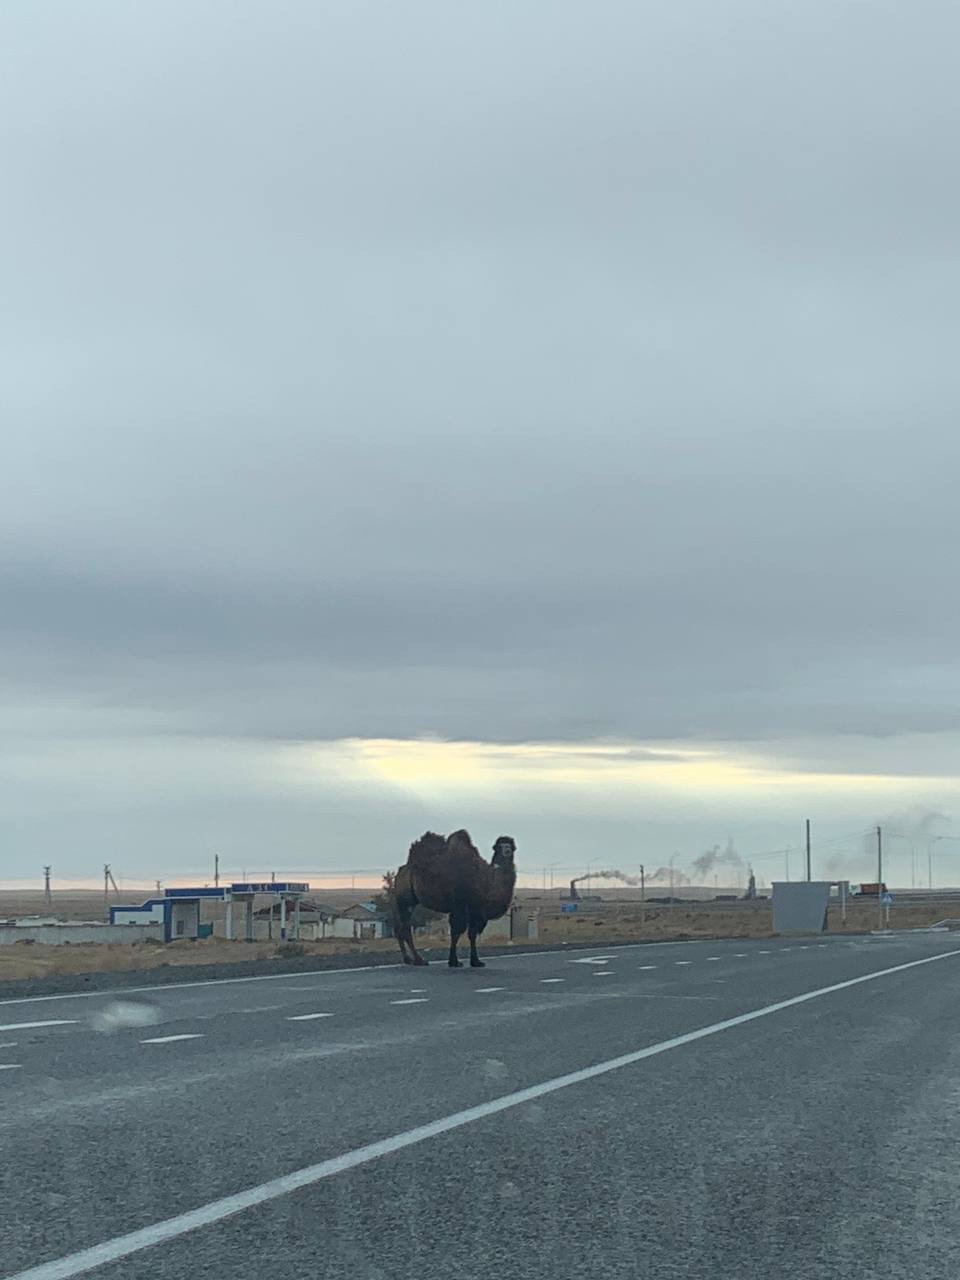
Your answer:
(391, 831), (517, 968)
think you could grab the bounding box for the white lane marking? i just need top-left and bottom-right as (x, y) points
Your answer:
(733, 953), (748, 958)
(16, 948), (960, 1280)
(540, 979), (565, 984)
(569, 957), (613, 965)
(0, 1019), (78, 1033)
(139, 1034), (204, 1045)
(474, 987), (506, 994)
(758, 950), (771, 955)
(593, 971), (615, 977)
(705, 957), (721, 962)
(286, 1013), (334, 1022)
(0, 938), (844, 1009)
(675, 961), (693, 966)
(0, 1063), (23, 1071)
(638, 965), (658, 971)
(0, 1041), (18, 1048)
(238, 1006), (282, 1014)
(390, 999), (429, 1006)
(409, 989), (427, 993)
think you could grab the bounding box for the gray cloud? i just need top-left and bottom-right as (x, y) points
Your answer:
(2, 1), (960, 874)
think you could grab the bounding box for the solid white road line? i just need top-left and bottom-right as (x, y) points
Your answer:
(474, 987), (505, 994)
(139, 1034), (204, 1045)
(0, 1019), (78, 1033)
(13, 947), (960, 1280)
(390, 999), (429, 1005)
(285, 1013), (333, 1022)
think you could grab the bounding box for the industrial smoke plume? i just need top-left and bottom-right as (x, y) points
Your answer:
(571, 869), (644, 887)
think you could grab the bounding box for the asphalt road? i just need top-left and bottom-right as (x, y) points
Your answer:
(2, 932), (959, 1279)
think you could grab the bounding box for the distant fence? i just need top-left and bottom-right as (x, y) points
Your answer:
(0, 923), (163, 946)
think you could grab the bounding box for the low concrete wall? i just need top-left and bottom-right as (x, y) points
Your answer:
(0, 923), (163, 946)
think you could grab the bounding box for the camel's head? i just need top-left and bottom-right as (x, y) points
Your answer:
(492, 836), (516, 868)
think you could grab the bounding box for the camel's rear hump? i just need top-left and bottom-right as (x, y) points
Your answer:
(407, 831), (448, 875)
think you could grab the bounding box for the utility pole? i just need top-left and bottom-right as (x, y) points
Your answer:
(155, 880), (162, 895)
(640, 864), (646, 927)
(103, 864), (120, 916)
(805, 819), (811, 882)
(214, 854), (220, 888)
(877, 826), (883, 930)
(43, 865), (52, 910)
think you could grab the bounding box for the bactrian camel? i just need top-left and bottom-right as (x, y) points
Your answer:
(391, 830), (517, 968)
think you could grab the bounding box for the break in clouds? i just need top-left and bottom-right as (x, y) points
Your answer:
(2, 1), (960, 878)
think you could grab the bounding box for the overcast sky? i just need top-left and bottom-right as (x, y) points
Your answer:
(3, 1), (959, 889)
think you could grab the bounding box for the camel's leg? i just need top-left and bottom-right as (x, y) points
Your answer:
(393, 884), (428, 967)
(468, 914), (486, 968)
(448, 907), (467, 968)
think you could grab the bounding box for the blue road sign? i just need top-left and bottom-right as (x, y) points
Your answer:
(561, 902), (578, 913)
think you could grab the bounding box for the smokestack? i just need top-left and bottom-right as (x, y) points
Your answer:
(569, 879), (581, 900)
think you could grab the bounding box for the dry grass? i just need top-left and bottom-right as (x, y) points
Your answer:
(0, 933), (400, 983)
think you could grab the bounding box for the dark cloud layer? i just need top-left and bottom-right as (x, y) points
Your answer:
(2, 1), (960, 873)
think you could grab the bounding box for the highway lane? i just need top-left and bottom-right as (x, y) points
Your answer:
(2, 933), (959, 1278)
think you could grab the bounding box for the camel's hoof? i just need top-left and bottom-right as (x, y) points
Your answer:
(470, 959), (486, 968)
(448, 959), (463, 968)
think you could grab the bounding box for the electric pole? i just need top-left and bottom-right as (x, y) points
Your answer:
(877, 826), (883, 929)
(155, 880), (162, 895)
(805, 819), (811, 882)
(43, 866), (52, 910)
(214, 854), (220, 888)
(103, 864), (120, 916)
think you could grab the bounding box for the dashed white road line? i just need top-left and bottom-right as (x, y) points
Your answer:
(758, 950), (771, 955)
(390, 999), (429, 1006)
(0, 1063), (22, 1071)
(238, 1006), (282, 1014)
(540, 979), (565, 984)
(286, 1013), (334, 1022)
(705, 957), (721, 962)
(474, 987), (506, 994)
(675, 961), (693, 966)
(638, 965), (658, 971)
(0, 1041), (18, 1048)
(140, 1034), (205, 1045)
(17, 948), (959, 1280)
(0, 1019), (79, 1033)
(733, 953), (748, 958)
(593, 971), (615, 977)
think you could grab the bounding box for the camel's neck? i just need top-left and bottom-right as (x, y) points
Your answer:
(489, 860), (516, 906)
